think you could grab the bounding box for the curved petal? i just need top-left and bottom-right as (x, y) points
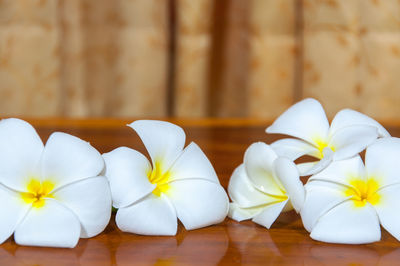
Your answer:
(228, 202), (264, 222)
(0, 184), (30, 244)
(310, 201), (381, 244)
(168, 142), (219, 183)
(0, 118), (43, 191)
(244, 142), (284, 195)
(14, 199), (81, 248)
(309, 156), (366, 187)
(116, 193), (177, 236)
(228, 164), (280, 208)
(301, 180), (349, 232)
(271, 138), (320, 160)
(274, 157), (304, 212)
(53, 176), (112, 238)
(373, 183), (400, 241)
(266, 98), (329, 145)
(297, 162), (317, 176)
(252, 200), (289, 229)
(41, 132), (104, 189)
(330, 109), (390, 138)
(301, 147), (334, 176)
(167, 179), (229, 230)
(365, 137), (400, 188)
(328, 125), (378, 161)
(103, 147), (154, 208)
(128, 120), (185, 173)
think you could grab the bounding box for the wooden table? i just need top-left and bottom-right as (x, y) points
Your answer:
(1, 118), (400, 265)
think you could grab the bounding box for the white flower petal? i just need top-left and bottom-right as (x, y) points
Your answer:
(274, 157), (304, 212)
(266, 98), (329, 145)
(329, 109), (390, 138)
(0, 118), (43, 191)
(167, 179), (229, 230)
(53, 176), (112, 238)
(301, 181), (349, 232)
(41, 132), (104, 189)
(251, 200), (289, 229)
(228, 202), (264, 222)
(168, 142), (219, 183)
(244, 142), (284, 195)
(373, 183), (400, 241)
(309, 156), (366, 186)
(228, 164), (280, 208)
(116, 193), (177, 236)
(310, 201), (381, 244)
(128, 120), (185, 173)
(329, 125), (378, 161)
(14, 199), (81, 248)
(365, 137), (400, 188)
(103, 147), (154, 208)
(297, 162), (317, 176)
(0, 184), (30, 244)
(301, 147), (334, 176)
(271, 138), (320, 160)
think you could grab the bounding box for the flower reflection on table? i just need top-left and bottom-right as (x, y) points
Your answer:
(115, 224), (229, 265)
(2, 216), (400, 265)
(0, 237), (111, 266)
(226, 210), (400, 265)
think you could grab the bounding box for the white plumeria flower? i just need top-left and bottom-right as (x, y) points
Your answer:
(267, 98), (389, 176)
(0, 118), (111, 248)
(300, 137), (400, 244)
(103, 120), (229, 235)
(228, 142), (304, 228)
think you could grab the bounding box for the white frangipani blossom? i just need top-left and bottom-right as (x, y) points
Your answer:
(0, 118), (112, 248)
(300, 137), (400, 244)
(267, 98), (389, 176)
(228, 142), (304, 228)
(103, 120), (229, 236)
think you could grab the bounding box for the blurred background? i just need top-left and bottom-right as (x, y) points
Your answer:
(0, 0), (399, 120)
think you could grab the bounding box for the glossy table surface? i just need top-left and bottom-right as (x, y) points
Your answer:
(1, 118), (400, 265)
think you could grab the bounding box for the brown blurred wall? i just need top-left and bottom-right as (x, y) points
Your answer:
(0, 0), (399, 120)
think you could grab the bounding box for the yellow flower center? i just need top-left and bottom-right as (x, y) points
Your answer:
(313, 138), (335, 159)
(148, 161), (171, 197)
(20, 179), (55, 208)
(344, 177), (381, 208)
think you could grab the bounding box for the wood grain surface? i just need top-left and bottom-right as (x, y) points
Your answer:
(1, 118), (400, 265)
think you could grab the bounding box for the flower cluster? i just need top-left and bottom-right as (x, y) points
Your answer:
(228, 98), (400, 244)
(0, 119), (111, 248)
(0, 119), (228, 248)
(103, 120), (229, 236)
(1, 98), (398, 247)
